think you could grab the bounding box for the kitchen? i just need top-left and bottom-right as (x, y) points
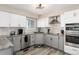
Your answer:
(0, 4), (79, 55)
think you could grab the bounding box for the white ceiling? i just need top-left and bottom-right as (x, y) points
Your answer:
(5, 4), (79, 17)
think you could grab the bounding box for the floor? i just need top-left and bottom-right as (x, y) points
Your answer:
(16, 46), (64, 55)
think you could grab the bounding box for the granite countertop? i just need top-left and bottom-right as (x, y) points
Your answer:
(33, 32), (60, 36)
(33, 32), (64, 38)
(46, 33), (59, 35)
(34, 32), (44, 33)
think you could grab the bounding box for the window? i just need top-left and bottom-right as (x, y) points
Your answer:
(27, 17), (37, 28)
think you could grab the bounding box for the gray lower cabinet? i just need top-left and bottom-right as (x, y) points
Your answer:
(30, 34), (35, 46)
(30, 34), (64, 51)
(21, 36), (26, 49)
(34, 33), (44, 44)
(0, 48), (12, 55)
(45, 35), (58, 49)
(51, 35), (58, 49)
(12, 35), (26, 51)
(45, 35), (52, 46)
(13, 36), (21, 52)
(58, 35), (64, 51)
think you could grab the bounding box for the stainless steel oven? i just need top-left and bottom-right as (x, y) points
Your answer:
(65, 23), (79, 48)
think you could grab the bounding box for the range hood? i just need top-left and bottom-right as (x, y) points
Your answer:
(49, 16), (60, 24)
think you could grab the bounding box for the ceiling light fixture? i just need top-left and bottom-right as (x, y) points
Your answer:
(33, 4), (47, 9)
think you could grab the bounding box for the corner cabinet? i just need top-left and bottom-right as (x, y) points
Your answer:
(45, 35), (52, 46)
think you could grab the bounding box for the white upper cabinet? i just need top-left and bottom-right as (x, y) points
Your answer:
(0, 11), (11, 27)
(10, 14), (26, 27)
(0, 11), (27, 27)
(61, 11), (74, 20)
(10, 14), (20, 27)
(37, 18), (50, 27)
(61, 9), (79, 27)
(18, 15), (26, 27)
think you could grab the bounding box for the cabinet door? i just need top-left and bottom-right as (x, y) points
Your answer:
(45, 35), (52, 46)
(17, 15), (26, 27)
(10, 14), (27, 27)
(30, 34), (35, 45)
(45, 35), (48, 45)
(63, 11), (74, 20)
(61, 10), (79, 27)
(45, 36), (50, 46)
(21, 36), (25, 49)
(0, 11), (10, 27)
(13, 36), (21, 52)
(59, 36), (64, 51)
(72, 10), (79, 19)
(35, 34), (44, 44)
(52, 36), (58, 49)
(49, 37), (52, 46)
(0, 48), (12, 55)
(10, 14), (20, 27)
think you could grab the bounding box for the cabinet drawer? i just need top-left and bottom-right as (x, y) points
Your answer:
(65, 46), (79, 55)
(0, 48), (12, 55)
